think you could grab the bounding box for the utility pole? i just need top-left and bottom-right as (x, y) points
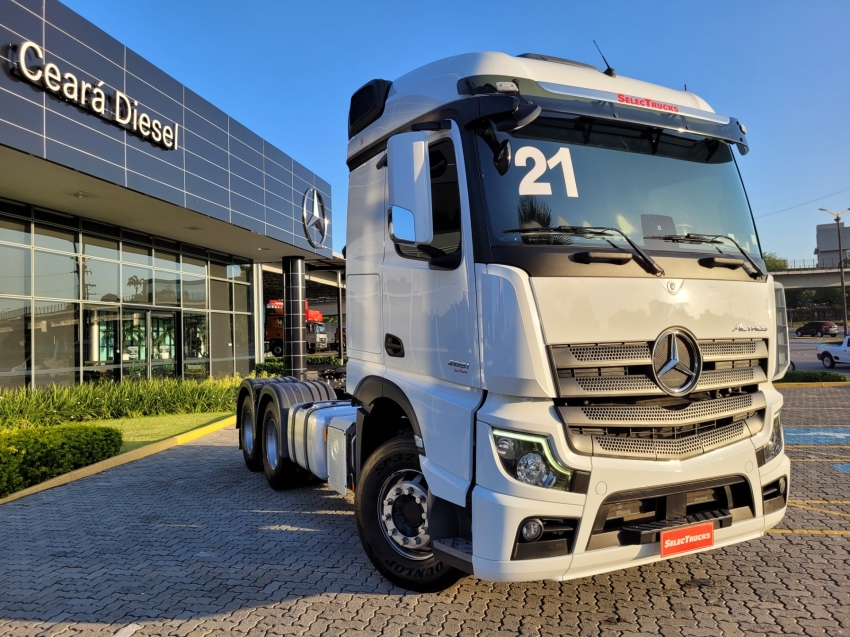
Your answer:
(820, 208), (849, 337)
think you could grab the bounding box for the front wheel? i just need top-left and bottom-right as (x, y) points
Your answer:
(355, 435), (463, 592)
(796, 330), (803, 337)
(823, 354), (836, 369)
(240, 394), (262, 472)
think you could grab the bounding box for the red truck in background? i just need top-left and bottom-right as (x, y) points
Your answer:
(265, 300), (328, 357)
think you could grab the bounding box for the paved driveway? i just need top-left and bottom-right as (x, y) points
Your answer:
(1, 389), (850, 637)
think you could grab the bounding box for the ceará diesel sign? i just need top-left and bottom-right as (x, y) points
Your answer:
(11, 41), (179, 150)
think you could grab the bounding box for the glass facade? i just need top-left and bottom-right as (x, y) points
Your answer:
(0, 197), (254, 388)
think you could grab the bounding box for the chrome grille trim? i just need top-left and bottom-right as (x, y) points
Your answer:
(559, 392), (765, 426)
(551, 343), (651, 368)
(699, 339), (768, 361)
(551, 338), (768, 397)
(696, 366), (766, 390)
(558, 366), (766, 397)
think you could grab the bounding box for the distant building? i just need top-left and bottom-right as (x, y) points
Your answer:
(815, 222), (850, 267)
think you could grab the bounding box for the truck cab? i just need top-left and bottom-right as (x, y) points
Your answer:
(342, 52), (790, 589)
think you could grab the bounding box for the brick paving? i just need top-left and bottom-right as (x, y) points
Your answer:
(0, 388), (849, 636)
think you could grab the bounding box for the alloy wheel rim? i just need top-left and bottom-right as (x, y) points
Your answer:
(243, 412), (254, 450)
(265, 419), (278, 470)
(377, 469), (431, 560)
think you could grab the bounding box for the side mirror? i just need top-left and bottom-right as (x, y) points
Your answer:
(387, 131), (433, 245)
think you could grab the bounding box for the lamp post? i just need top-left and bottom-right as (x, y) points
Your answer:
(820, 207), (849, 337)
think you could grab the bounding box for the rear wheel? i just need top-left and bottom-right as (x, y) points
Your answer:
(262, 402), (301, 490)
(817, 331), (823, 337)
(240, 395), (262, 472)
(823, 353), (836, 369)
(355, 435), (463, 592)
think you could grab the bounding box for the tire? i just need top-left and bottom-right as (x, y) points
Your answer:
(789, 361), (796, 372)
(240, 394), (263, 472)
(823, 354), (835, 369)
(796, 330), (802, 337)
(355, 435), (464, 592)
(262, 402), (301, 490)
(817, 331), (823, 338)
(271, 341), (283, 358)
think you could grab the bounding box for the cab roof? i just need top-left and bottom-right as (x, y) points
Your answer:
(347, 51), (717, 163)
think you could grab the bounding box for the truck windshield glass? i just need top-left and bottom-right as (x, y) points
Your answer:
(475, 116), (762, 261)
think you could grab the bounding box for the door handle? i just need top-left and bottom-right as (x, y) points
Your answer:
(384, 334), (405, 358)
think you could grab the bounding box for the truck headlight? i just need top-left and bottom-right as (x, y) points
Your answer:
(493, 429), (574, 490)
(757, 411), (784, 466)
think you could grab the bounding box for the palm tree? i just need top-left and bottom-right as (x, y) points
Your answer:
(517, 197), (572, 245)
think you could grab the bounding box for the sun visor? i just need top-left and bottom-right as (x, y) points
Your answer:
(458, 76), (749, 155)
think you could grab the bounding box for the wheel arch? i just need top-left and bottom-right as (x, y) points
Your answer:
(353, 376), (424, 481)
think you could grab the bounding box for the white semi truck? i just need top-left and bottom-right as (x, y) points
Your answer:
(236, 52), (791, 592)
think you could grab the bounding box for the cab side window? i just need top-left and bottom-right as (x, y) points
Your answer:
(397, 138), (462, 260)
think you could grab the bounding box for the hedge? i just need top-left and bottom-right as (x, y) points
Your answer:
(0, 377), (240, 431)
(255, 356), (342, 376)
(0, 425), (122, 498)
(776, 370), (849, 383)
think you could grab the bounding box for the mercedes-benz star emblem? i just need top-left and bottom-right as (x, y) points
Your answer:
(301, 187), (327, 249)
(650, 329), (702, 396)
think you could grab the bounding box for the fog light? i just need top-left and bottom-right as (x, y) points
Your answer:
(517, 452), (556, 488)
(778, 477), (787, 495)
(521, 519), (544, 542)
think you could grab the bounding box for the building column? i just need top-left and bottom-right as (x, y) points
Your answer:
(253, 263), (265, 365)
(283, 256), (306, 380)
(336, 269), (345, 361)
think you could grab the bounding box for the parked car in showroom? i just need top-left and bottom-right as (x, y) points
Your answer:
(795, 321), (839, 337)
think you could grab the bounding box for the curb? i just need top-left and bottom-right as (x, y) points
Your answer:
(0, 415), (236, 506)
(776, 382), (850, 388)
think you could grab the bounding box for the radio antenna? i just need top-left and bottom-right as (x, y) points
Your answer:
(593, 40), (616, 78)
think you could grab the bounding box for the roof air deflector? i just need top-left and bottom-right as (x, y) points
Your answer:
(348, 79), (393, 139)
(517, 53), (600, 72)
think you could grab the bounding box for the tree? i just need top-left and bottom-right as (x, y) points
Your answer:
(762, 252), (788, 272)
(516, 197), (572, 245)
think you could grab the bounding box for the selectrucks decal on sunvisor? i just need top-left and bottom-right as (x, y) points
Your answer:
(537, 82), (731, 125)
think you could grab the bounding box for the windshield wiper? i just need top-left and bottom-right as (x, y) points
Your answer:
(504, 225), (665, 276)
(643, 233), (765, 279)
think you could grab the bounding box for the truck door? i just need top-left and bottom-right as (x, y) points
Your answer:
(382, 125), (482, 505)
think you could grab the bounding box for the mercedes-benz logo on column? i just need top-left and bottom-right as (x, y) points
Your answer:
(301, 187), (327, 249)
(650, 328), (702, 396)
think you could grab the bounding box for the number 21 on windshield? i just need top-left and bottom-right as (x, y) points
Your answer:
(516, 147), (579, 198)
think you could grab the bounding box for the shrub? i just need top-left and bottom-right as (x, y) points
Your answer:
(0, 425), (122, 498)
(255, 356), (342, 377)
(0, 377), (240, 431)
(776, 370), (849, 383)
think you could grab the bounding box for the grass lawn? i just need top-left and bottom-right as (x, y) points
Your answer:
(88, 412), (233, 453)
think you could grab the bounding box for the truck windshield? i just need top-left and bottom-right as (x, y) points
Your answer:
(475, 116), (762, 261)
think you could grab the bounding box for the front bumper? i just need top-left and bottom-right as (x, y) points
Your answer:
(470, 392), (789, 583)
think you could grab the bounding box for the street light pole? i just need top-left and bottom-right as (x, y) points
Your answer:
(820, 207), (849, 337)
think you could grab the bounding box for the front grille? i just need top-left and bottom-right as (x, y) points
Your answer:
(551, 337), (769, 460)
(564, 393), (762, 425)
(595, 421), (746, 459)
(567, 411), (760, 459)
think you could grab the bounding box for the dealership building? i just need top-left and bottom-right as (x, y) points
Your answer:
(0, 0), (340, 389)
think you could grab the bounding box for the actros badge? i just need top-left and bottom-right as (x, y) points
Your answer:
(302, 187), (327, 249)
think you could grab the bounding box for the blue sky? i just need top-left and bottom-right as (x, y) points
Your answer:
(64, 0), (850, 261)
